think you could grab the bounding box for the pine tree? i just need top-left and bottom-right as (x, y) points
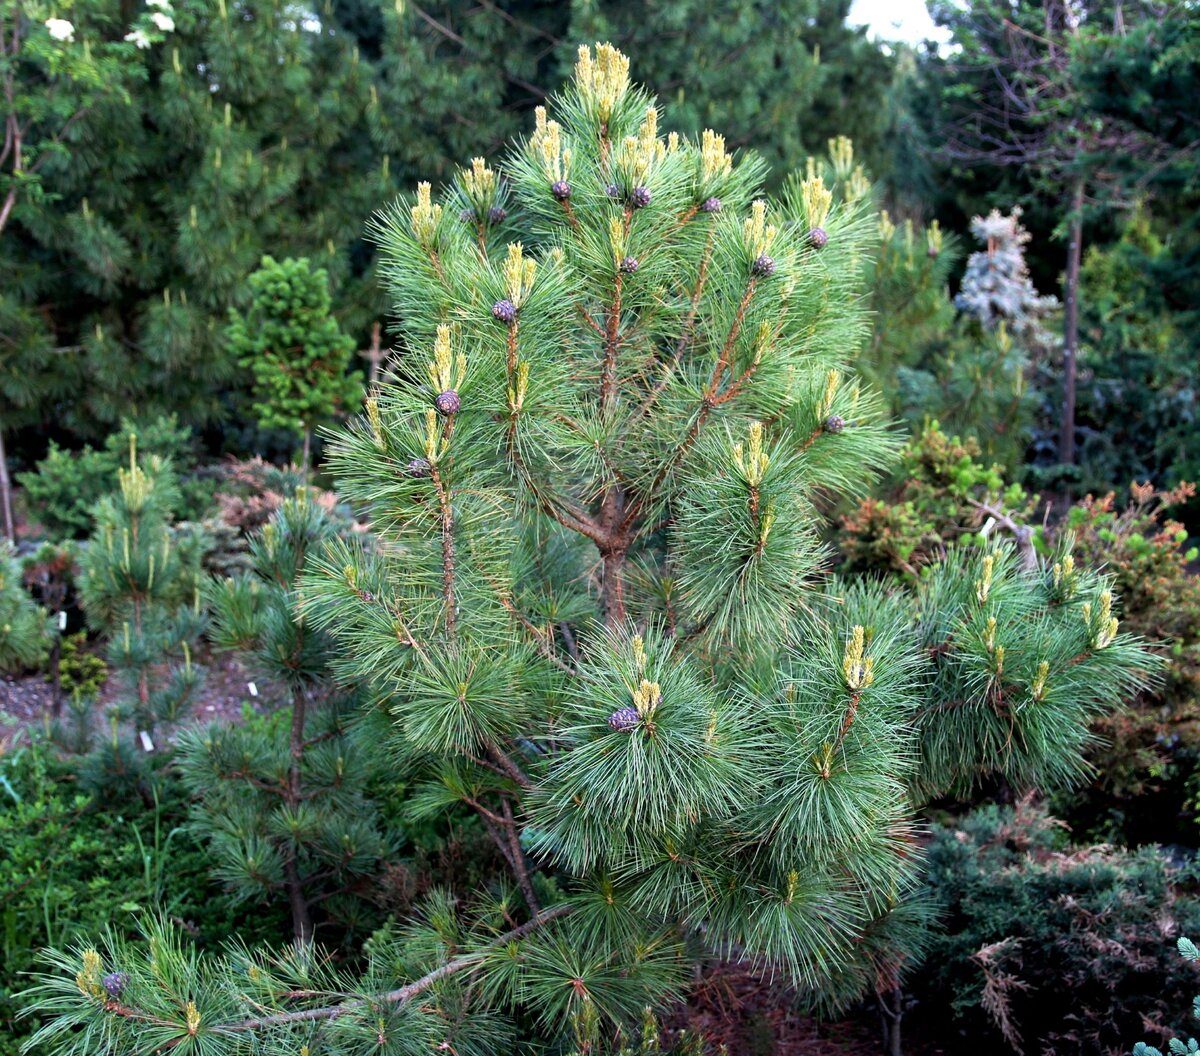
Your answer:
(178, 491), (394, 944)
(21, 46), (1156, 1056)
(227, 256), (362, 474)
(78, 435), (206, 738)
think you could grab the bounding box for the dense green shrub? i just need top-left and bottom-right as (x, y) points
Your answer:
(56, 632), (107, 700)
(914, 797), (1200, 1055)
(1133, 936), (1200, 1056)
(0, 543), (50, 672)
(0, 737), (289, 1054)
(838, 423), (1034, 581)
(1052, 483), (1200, 842)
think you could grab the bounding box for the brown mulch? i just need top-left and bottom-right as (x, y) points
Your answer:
(0, 648), (281, 749)
(666, 962), (949, 1056)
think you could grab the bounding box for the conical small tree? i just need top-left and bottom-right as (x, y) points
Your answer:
(21, 46), (1156, 1056)
(227, 255), (363, 474)
(78, 436), (205, 739)
(955, 207), (1057, 344)
(178, 492), (395, 945)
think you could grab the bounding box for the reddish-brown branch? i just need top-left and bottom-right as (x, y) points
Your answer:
(429, 458), (457, 635)
(600, 273), (624, 415)
(485, 739), (534, 791)
(502, 796), (542, 916)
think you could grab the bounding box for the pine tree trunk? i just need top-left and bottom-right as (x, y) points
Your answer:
(601, 549), (627, 627)
(878, 987), (904, 1056)
(285, 684), (314, 945)
(598, 486), (628, 628)
(1059, 180), (1085, 467)
(0, 428), (15, 542)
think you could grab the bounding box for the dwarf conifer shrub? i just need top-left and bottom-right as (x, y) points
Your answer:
(180, 492), (397, 945)
(20, 45), (1156, 1056)
(0, 543), (48, 672)
(227, 256), (363, 474)
(78, 437), (206, 737)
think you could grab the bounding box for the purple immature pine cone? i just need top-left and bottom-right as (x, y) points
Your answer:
(488, 205), (508, 224)
(406, 457), (431, 479)
(752, 254), (777, 277)
(491, 298), (517, 323)
(629, 186), (652, 209)
(607, 705), (642, 732)
(807, 226), (829, 249)
(927, 245), (939, 259)
(701, 196), (722, 213)
(434, 390), (461, 416)
(102, 972), (128, 999)
(551, 179), (572, 201)
(605, 183), (621, 198)
(824, 414), (846, 434)
(619, 256), (639, 274)
(459, 208), (476, 223)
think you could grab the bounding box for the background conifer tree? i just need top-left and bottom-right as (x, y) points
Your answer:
(180, 492), (394, 944)
(0, 0), (151, 538)
(21, 46), (1156, 1056)
(227, 256), (362, 474)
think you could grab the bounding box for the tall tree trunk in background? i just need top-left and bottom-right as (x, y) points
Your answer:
(1059, 179), (1085, 467)
(0, 429), (15, 541)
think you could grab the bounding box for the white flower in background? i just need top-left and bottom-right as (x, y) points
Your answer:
(146, 0), (172, 7)
(149, 11), (175, 31)
(44, 17), (75, 41)
(124, 28), (152, 47)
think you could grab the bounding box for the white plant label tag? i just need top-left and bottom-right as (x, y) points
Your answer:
(57, 611), (67, 631)
(248, 682), (259, 697)
(139, 731), (155, 752)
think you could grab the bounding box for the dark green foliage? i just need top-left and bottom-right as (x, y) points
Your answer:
(916, 798), (1200, 1055)
(0, 737), (289, 1056)
(1133, 937), (1200, 1056)
(19, 416), (210, 539)
(3, 0), (904, 475)
(1073, 209), (1200, 497)
(226, 257), (362, 470)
